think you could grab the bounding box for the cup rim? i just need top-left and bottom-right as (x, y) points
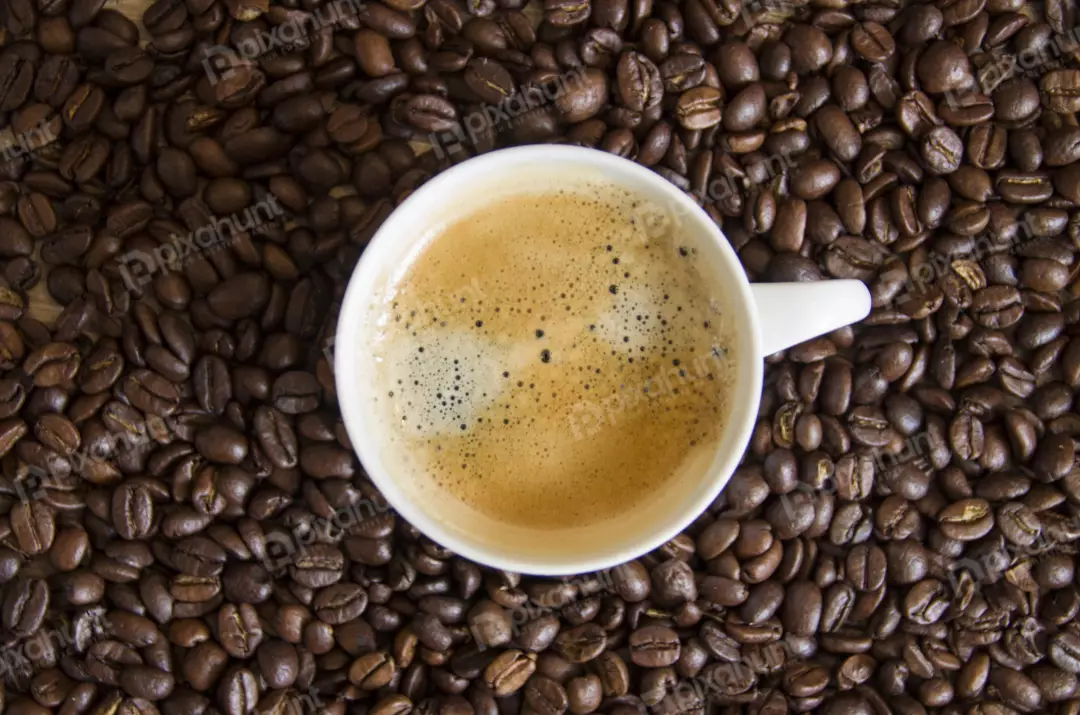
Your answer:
(336, 145), (765, 574)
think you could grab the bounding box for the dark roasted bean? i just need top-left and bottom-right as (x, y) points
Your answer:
(0, 3), (1074, 713)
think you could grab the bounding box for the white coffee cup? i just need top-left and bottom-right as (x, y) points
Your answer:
(336, 145), (871, 575)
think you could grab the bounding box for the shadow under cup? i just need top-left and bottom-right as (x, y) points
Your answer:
(336, 146), (764, 575)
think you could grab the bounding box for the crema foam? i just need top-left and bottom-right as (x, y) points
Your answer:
(371, 185), (739, 530)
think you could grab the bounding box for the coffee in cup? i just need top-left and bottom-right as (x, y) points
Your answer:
(369, 182), (740, 530)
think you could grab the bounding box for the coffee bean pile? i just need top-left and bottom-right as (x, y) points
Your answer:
(2, 0), (1080, 711)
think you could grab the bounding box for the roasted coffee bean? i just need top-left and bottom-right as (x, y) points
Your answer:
(3, 577), (49, 636)
(616, 51), (663, 113)
(1042, 69), (1080, 113)
(195, 423), (248, 464)
(349, 651), (396, 689)
(675, 87), (722, 130)
(555, 68), (609, 123)
(119, 666), (174, 700)
(207, 273), (270, 321)
(484, 650), (536, 695)
(0, 217), (33, 257)
(251, 405), (298, 469)
(464, 58), (515, 105)
(525, 674), (569, 715)
(0, 51), (35, 112)
(921, 125), (964, 174)
(629, 626), (680, 667)
(555, 624), (606, 663)
(938, 498), (994, 541)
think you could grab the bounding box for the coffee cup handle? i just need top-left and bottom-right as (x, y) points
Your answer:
(750, 280), (872, 357)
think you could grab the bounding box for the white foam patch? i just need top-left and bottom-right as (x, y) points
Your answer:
(380, 328), (505, 438)
(592, 282), (669, 356)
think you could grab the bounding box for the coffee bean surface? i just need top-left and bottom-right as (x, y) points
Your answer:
(2, 0), (1080, 712)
